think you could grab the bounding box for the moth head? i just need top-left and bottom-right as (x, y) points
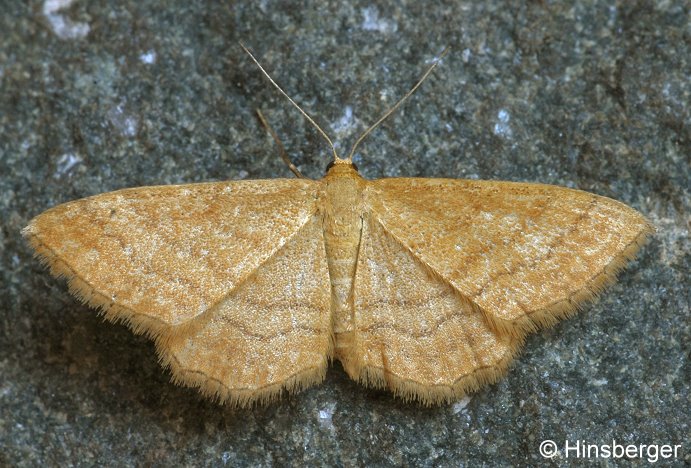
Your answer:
(325, 159), (359, 174)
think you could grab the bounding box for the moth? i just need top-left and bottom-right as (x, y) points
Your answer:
(23, 47), (652, 406)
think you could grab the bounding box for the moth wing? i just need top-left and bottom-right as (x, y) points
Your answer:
(346, 212), (519, 404)
(365, 178), (653, 336)
(24, 179), (319, 332)
(163, 213), (332, 405)
(24, 179), (333, 404)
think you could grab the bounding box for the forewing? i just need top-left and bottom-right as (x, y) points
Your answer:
(366, 178), (653, 336)
(23, 179), (319, 337)
(347, 214), (519, 404)
(162, 214), (331, 406)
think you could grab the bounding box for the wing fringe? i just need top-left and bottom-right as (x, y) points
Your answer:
(487, 221), (654, 337)
(23, 221), (331, 408)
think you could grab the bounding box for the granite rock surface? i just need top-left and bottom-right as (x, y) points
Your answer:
(1, 1), (688, 466)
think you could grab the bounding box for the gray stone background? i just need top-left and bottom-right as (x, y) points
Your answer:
(1, 0), (688, 466)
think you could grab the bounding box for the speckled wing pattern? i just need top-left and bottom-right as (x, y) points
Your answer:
(164, 214), (332, 405)
(23, 179), (332, 404)
(344, 177), (651, 402)
(349, 213), (519, 403)
(24, 171), (652, 406)
(364, 178), (652, 335)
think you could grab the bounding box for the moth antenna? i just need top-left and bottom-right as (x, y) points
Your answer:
(256, 109), (307, 179)
(345, 47), (450, 162)
(240, 44), (341, 162)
